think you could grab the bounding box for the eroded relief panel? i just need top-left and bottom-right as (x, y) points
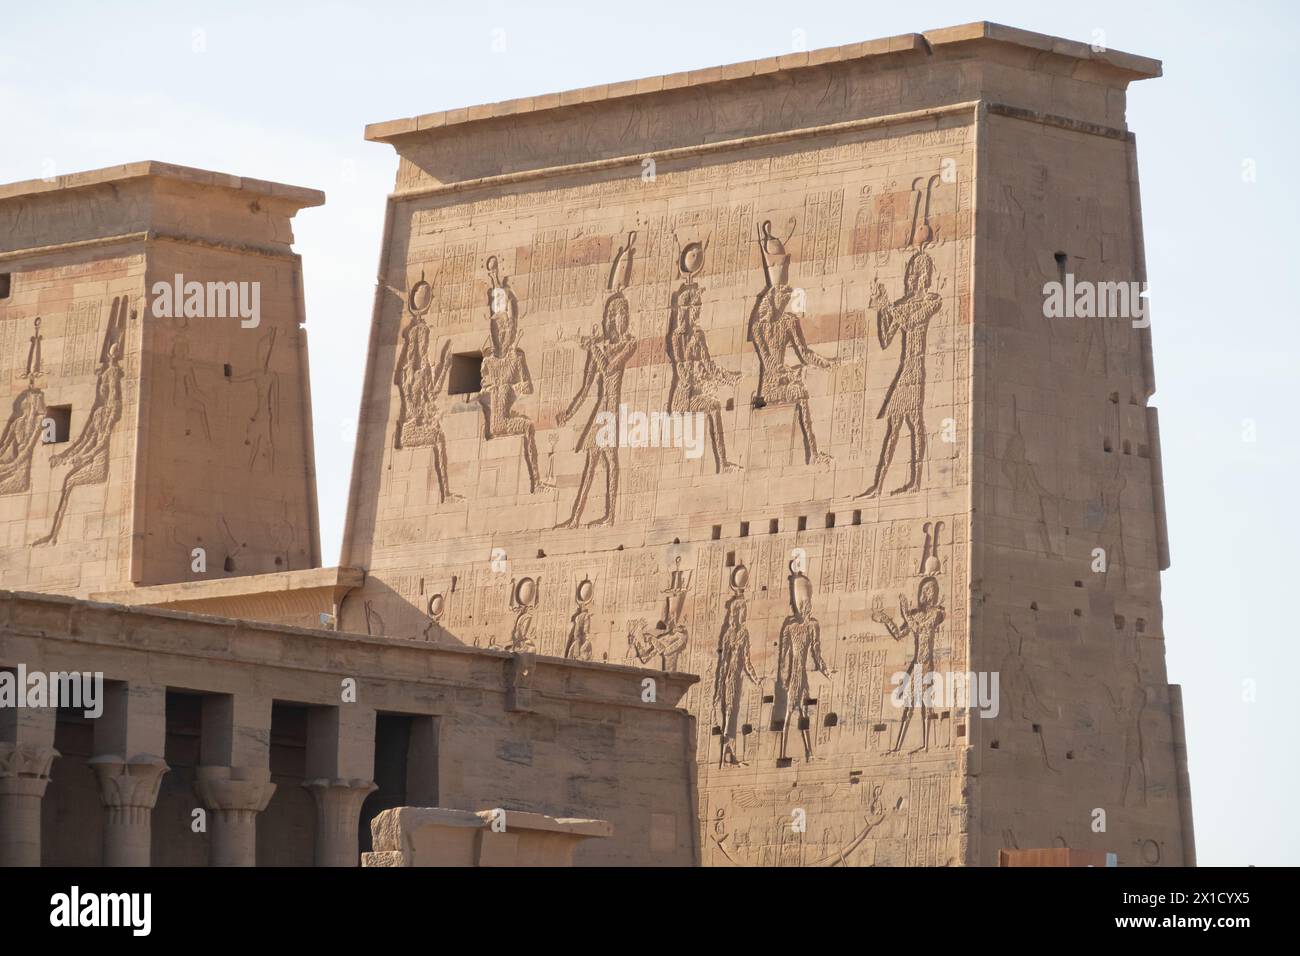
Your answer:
(0, 256), (143, 594)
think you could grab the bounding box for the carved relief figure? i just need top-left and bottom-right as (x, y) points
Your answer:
(1003, 395), (1055, 554)
(712, 565), (764, 767)
(170, 336), (211, 441)
(625, 618), (657, 665)
(1107, 657), (1149, 807)
(859, 176), (944, 498)
(423, 591), (447, 642)
(873, 573), (946, 753)
(504, 576), (540, 653)
(564, 577), (595, 661)
(1002, 616), (1051, 723)
(1004, 615), (1058, 771)
(666, 238), (740, 473)
(774, 566), (833, 762)
(626, 557), (691, 670)
(749, 219), (835, 465)
(0, 385), (46, 494)
(0, 318), (47, 495)
(34, 297), (129, 546)
(479, 256), (552, 494)
(1097, 463), (1127, 589)
(393, 272), (460, 503)
(231, 327), (280, 472)
(556, 233), (639, 527)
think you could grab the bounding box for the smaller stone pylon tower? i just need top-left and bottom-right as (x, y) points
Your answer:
(0, 162), (324, 596)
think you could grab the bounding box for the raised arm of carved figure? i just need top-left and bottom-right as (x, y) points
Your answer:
(872, 606), (903, 642)
(898, 595), (921, 635)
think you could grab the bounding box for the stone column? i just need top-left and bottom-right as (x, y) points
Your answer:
(91, 682), (168, 867)
(0, 743), (58, 867)
(303, 779), (376, 867)
(195, 692), (275, 867)
(304, 704), (375, 867)
(88, 755), (169, 867)
(0, 697), (58, 867)
(194, 766), (276, 867)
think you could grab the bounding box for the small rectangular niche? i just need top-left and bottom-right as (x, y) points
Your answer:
(42, 405), (71, 444)
(0, 274), (11, 299)
(448, 352), (483, 395)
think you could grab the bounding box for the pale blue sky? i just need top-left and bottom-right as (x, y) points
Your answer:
(4, 0), (1296, 865)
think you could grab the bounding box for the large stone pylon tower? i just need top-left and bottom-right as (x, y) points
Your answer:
(342, 22), (1191, 865)
(0, 162), (324, 596)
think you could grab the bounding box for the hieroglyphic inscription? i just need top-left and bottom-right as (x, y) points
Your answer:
(59, 299), (101, 377)
(800, 189), (843, 277)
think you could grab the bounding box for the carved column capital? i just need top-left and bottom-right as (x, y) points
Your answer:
(194, 765), (276, 818)
(303, 777), (376, 806)
(0, 743), (58, 867)
(194, 766), (276, 867)
(88, 754), (168, 866)
(88, 754), (168, 817)
(0, 743), (59, 800)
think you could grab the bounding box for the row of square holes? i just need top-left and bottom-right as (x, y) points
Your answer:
(710, 510), (861, 542)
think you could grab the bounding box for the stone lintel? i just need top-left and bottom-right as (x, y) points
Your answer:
(90, 566), (365, 629)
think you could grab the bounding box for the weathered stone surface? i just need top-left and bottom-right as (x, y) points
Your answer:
(340, 21), (1188, 867)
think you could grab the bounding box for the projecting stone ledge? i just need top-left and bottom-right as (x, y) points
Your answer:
(362, 808), (613, 867)
(91, 566), (365, 630)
